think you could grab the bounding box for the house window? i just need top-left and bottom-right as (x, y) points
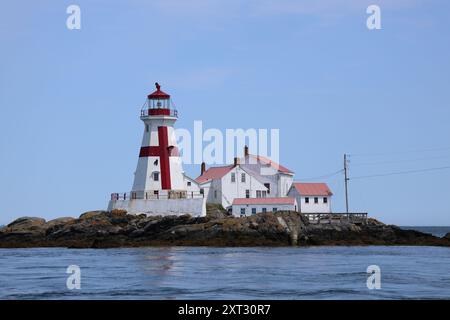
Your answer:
(251, 208), (257, 215)
(241, 173), (246, 183)
(272, 207), (278, 212)
(264, 183), (270, 194)
(240, 208), (246, 216)
(214, 190), (217, 199)
(262, 208), (267, 213)
(314, 197), (319, 204)
(245, 190), (250, 198)
(323, 197), (328, 204)
(153, 172), (159, 181)
(256, 190), (262, 198)
(262, 191), (267, 198)
(231, 173), (236, 183)
(187, 181), (191, 187)
(200, 188), (204, 195)
(305, 197), (309, 204)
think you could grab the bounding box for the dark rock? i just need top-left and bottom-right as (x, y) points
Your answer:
(206, 203), (230, 219)
(0, 210), (449, 248)
(4, 217), (47, 235)
(443, 232), (450, 240)
(79, 210), (107, 220)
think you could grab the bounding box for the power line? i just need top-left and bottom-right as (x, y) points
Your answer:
(297, 169), (343, 181)
(350, 165), (450, 180)
(349, 146), (450, 158)
(351, 155), (450, 167)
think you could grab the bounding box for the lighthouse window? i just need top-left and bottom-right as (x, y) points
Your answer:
(245, 189), (250, 198)
(187, 181), (191, 187)
(214, 190), (217, 199)
(256, 190), (261, 198)
(241, 173), (246, 182)
(145, 124), (149, 132)
(153, 172), (159, 181)
(264, 183), (270, 194)
(231, 173), (236, 183)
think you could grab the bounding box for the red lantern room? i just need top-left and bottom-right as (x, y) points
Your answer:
(141, 82), (177, 118)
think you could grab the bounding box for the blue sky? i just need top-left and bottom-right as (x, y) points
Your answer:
(1, 0), (450, 225)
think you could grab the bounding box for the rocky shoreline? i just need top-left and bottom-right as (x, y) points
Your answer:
(1, 206), (449, 248)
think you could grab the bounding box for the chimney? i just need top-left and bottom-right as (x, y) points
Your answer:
(244, 145), (249, 157)
(234, 157), (240, 167)
(201, 162), (206, 175)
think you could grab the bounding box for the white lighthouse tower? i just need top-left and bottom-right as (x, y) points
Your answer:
(132, 83), (185, 194)
(108, 83), (205, 216)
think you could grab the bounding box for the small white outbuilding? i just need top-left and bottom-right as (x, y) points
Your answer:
(287, 182), (333, 213)
(231, 197), (298, 217)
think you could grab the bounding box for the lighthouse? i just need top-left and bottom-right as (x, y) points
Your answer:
(132, 83), (185, 195)
(108, 83), (205, 216)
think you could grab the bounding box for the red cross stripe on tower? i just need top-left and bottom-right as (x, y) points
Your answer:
(139, 126), (178, 190)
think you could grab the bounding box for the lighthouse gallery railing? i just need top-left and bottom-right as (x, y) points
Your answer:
(111, 190), (204, 201)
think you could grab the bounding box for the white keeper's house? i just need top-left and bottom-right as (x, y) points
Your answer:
(195, 146), (334, 216)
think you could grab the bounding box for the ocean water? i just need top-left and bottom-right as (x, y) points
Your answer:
(0, 246), (449, 300)
(400, 226), (450, 238)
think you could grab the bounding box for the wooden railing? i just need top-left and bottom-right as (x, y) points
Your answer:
(303, 212), (368, 225)
(111, 190), (204, 201)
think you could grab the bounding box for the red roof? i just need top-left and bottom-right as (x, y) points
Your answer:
(195, 165), (234, 184)
(291, 183), (333, 196)
(148, 82), (170, 99)
(244, 154), (293, 174)
(232, 197), (296, 205)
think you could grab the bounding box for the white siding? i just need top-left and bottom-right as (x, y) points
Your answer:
(220, 166), (268, 209)
(232, 200), (298, 217)
(184, 174), (200, 193)
(287, 187), (332, 213)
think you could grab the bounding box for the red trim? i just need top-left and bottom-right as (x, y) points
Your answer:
(140, 146), (179, 157)
(149, 108), (170, 116)
(139, 146), (160, 157)
(138, 127), (174, 190)
(158, 126), (171, 190)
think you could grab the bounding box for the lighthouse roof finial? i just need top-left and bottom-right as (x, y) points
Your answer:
(148, 82), (170, 99)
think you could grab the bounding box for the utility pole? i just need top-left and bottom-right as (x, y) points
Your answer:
(344, 154), (349, 213)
